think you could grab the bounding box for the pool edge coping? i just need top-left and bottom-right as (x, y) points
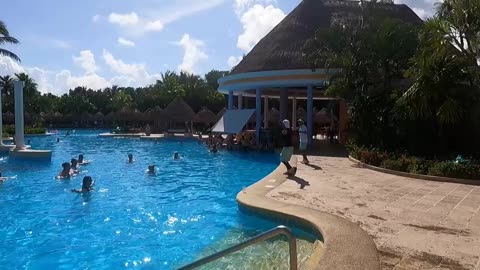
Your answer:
(237, 164), (381, 270)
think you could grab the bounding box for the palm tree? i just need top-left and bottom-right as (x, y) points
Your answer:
(0, 21), (20, 62)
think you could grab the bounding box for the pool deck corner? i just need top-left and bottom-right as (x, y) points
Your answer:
(237, 164), (381, 270)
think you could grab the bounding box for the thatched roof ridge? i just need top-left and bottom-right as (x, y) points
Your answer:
(231, 0), (422, 75)
(164, 97), (195, 122)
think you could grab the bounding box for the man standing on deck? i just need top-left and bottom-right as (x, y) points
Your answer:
(298, 119), (310, 165)
(280, 119), (295, 176)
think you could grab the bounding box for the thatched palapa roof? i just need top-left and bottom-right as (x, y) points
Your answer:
(194, 107), (217, 125)
(164, 97), (195, 122)
(148, 106), (165, 122)
(231, 0), (422, 75)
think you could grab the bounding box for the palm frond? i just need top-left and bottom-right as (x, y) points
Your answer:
(0, 36), (19, 45)
(0, 48), (21, 62)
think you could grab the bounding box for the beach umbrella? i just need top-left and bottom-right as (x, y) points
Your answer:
(164, 97), (195, 123)
(194, 107), (217, 125)
(148, 106), (165, 122)
(3, 111), (14, 123)
(297, 107), (306, 121)
(268, 107), (280, 124)
(94, 112), (104, 121)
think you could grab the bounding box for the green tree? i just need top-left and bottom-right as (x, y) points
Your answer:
(0, 21), (20, 62)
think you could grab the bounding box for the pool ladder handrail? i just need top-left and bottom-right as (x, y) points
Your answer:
(177, 225), (298, 270)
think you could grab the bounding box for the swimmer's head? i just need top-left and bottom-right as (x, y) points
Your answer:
(148, 164), (155, 173)
(128, 153), (133, 161)
(56, 138), (60, 142)
(82, 176), (94, 191)
(62, 162), (71, 170)
(78, 154), (84, 161)
(71, 158), (78, 166)
(173, 152), (180, 159)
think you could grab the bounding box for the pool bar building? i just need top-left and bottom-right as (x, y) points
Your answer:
(217, 0), (422, 146)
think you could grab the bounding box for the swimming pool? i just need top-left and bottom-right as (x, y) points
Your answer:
(0, 130), (315, 269)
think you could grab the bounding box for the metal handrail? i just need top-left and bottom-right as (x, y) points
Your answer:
(177, 225), (298, 270)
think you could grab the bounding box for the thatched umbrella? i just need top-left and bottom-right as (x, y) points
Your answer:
(105, 112), (115, 122)
(268, 108), (280, 124)
(94, 112), (104, 121)
(149, 106), (165, 122)
(3, 111), (14, 123)
(81, 112), (92, 122)
(194, 107), (217, 125)
(315, 108), (338, 125)
(230, 1), (422, 75)
(297, 107), (307, 121)
(164, 97), (195, 123)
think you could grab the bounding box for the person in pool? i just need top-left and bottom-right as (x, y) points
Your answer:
(56, 137), (60, 143)
(71, 176), (94, 193)
(147, 165), (156, 175)
(173, 152), (180, 160)
(71, 158), (79, 173)
(78, 154), (90, 165)
(128, 153), (134, 163)
(210, 143), (218, 153)
(57, 162), (73, 179)
(0, 171), (8, 182)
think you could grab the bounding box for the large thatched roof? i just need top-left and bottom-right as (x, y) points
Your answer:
(164, 97), (195, 122)
(231, 0), (422, 75)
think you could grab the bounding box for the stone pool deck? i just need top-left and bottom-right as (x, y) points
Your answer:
(267, 149), (480, 270)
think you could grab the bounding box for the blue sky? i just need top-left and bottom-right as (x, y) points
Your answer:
(0, 0), (439, 95)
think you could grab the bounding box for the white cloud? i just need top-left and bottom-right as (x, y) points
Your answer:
(104, 0), (224, 36)
(117, 37), (136, 47)
(177, 34), (208, 73)
(102, 49), (161, 85)
(237, 4), (285, 52)
(108, 12), (139, 26)
(145, 20), (164, 31)
(0, 49), (163, 95)
(234, 0), (276, 15)
(227, 55), (242, 68)
(73, 50), (98, 73)
(92, 14), (101, 22)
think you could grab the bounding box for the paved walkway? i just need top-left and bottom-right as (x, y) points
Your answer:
(267, 154), (480, 270)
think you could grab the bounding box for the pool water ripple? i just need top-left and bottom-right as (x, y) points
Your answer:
(0, 130), (312, 269)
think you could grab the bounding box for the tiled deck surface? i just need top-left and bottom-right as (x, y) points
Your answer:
(267, 154), (480, 270)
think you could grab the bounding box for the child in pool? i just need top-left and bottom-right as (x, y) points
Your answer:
(71, 158), (79, 173)
(57, 162), (73, 179)
(147, 165), (156, 175)
(173, 152), (180, 160)
(71, 176), (94, 193)
(78, 154), (90, 165)
(128, 153), (134, 164)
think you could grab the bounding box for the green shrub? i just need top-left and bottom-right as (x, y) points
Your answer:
(428, 162), (480, 180)
(2, 125), (46, 135)
(407, 158), (432, 175)
(381, 158), (409, 172)
(358, 149), (389, 166)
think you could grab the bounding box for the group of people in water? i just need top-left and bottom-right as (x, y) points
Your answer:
(56, 154), (94, 193)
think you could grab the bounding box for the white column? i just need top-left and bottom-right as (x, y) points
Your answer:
(14, 81), (25, 150)
(292, 97), (297, 129)
(0, 86), (3, 146)
(238, 94), (243, 109)
(263, 96), (269, 129)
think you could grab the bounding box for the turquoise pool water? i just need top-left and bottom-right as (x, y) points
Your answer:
(0, 130), (291, 269)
